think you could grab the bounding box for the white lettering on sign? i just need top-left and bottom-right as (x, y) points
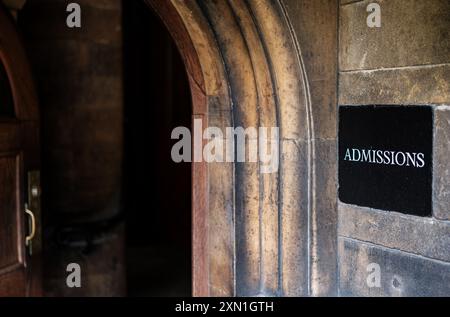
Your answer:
(343, 148), (425, 168)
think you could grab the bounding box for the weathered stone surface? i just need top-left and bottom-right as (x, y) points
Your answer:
(208, 160), (235, 296)
(283, 0), (338, 140)
(310, 139), (338, 296)
(44, 225), (126, 296)
(280, 139), (309, 296)
(338, 202), (450, 262)
(248, 0), (310, 142)
(339, 64), (450, 105)
(339, 0), (450, 71)
(433, 107), (450, 220)
(231, 0), (282, 296)
(339, 237), (450, 296)
(338, 0), (450, 298)
(340, 0), (362, 4)
(165, 0), (328, 296)
(282, 0), (339, 296)
(20, 0), (122, 44)
(208, 108), (233, 129)
(207, 109), (235, 296)
(201, 0), (262, 296)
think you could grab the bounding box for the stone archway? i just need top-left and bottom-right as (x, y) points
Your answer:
(147, 0), (317, 297)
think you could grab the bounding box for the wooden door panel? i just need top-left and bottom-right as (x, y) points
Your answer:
(0, 269), (26, 297)
(0, 123), (20, 151)
(0, 6), (40, 296)
(0, 153), (23, 272)
(0, 60), (14, 117)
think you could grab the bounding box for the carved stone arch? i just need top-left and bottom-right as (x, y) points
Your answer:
(146, 0), (314, 297)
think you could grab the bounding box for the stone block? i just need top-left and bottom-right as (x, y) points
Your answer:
(339, 237), (450, 296)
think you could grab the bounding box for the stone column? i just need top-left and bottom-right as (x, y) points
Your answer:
(18, 0), (125, 296)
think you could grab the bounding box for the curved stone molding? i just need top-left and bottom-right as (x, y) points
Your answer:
(146, 0), (314, 297)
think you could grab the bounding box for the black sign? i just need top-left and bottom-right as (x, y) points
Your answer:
(338, 105), (432, 217)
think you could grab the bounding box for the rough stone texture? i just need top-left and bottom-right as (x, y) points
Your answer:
(283, 0), (338, 140)
(20, 0), (125, 296)
(20, 0), (122, 44)
(433, 107), (450, 220)
(280, 139), (309, 296)
(208, 159), (235, 296)
(207, 109), (235, 296)
(338, 0), (450, 297)
(202, 0), (261, 297)
(339, 64), (450, 105)
(282, 0), (339, 296)
(338, 202), (450, 262)
(44, 225), (126, 296)
(340, 0), (363, 4)
(310, 139), (338, 296)
(20, 0), (124, 223)
(339, 0), (450, 71)
(339, 237), (450, 297)
(154, 0), (324, 296)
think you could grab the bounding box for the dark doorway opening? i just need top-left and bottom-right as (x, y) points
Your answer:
(123, 0), (192, 297)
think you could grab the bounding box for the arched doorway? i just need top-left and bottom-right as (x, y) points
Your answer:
(13, 0), (338, 297)
(146, 0), (315, 297)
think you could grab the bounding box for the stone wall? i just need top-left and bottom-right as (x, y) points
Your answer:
(338, 0), (450, 296)
(283, 0), (339, 296)
(19, 0), (126, 296)
(7, 0), (449, 297)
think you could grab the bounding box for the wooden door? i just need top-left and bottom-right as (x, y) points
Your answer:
(0, 6), (40, 296)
